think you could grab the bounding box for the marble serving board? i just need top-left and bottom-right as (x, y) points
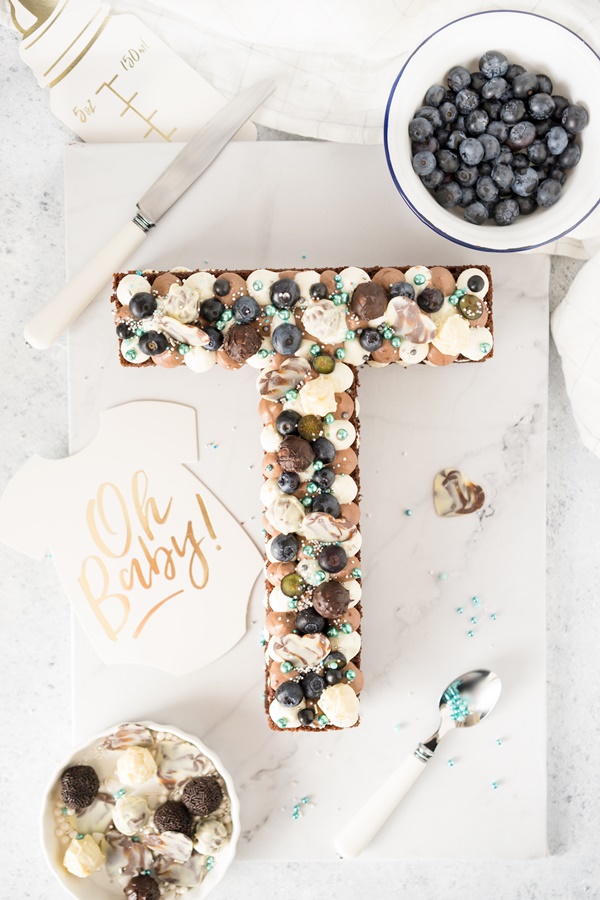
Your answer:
(65, 142), (548, 860)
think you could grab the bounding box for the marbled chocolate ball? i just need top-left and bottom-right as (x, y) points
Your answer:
(154, 800), (193, 836)
(277, 435), (315, 473)
(312, 581), (351, 618)
(60, 765), (99, 810)
(125, 875), (161, 900)
(182, 775), (223, 817)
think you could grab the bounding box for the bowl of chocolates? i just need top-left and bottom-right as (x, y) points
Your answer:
(41, 722), (239, 900)
(384, 9), (600, 251)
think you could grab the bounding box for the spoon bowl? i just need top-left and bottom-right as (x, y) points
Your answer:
(439, 669), (502, 730)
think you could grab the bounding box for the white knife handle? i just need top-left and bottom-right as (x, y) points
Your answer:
(23, 219), (147, 349)
(335, 753), (427, 858)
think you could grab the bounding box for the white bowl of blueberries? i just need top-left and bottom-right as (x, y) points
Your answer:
(384, 9), (600, 252)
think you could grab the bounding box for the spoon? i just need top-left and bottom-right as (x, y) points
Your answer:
(334, 668), (502, 858)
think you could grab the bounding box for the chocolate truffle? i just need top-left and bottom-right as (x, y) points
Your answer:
(312, 581), (351, 618)
(125, 874), (161, 900)
(277, 435), (314, 473)
(60, 765), (100, 810)
(182, 776), (223, 817)
(153, 800), (193, 836)
(350, 282), (387, 320)
(223, 323), (262, 363)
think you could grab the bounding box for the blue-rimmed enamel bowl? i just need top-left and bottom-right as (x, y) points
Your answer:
(384, 9), (600, 252)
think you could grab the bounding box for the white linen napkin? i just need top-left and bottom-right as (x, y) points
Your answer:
(3, 0), (600, 456)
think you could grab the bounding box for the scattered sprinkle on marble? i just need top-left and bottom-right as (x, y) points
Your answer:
(491, 612), (498, 621)
(496, 738), (503, 747)
(457, 607), (464, 615)
(438, 572), (448, 581)
(470, 616), (478, 625)
(393, 723), (404, 732)
(472, 596), (481, 607)
(491, 781), (499, 790)
(447, 759), (455, 767)
(467, 630), (475, 638)
(405, 509), (413, 517)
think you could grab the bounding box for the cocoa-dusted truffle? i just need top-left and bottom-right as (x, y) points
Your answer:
(153, 800), (193, 836)
(182, 775), (223, 817)
(223, 323), (261, 363)
(350, 282), (387, 320)
(312, 581), (351, 618)
(60, 765), (100, 810)
(277, 435), (314, 473)
(125, 874), (161, 900)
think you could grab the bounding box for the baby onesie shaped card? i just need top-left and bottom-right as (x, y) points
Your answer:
(0, 401), (261, 674)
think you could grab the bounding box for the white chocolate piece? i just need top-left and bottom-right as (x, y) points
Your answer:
(116, 746), (157, 786)
(341, 529), (362, 556)
(116, 273), (151, 305)
(268, 632), (330, 667)
(63, 835), (105, 878)
(318, 683), (360, 728)
(432, 316), (471, 356)
(194, 819), (229, 855)
(269, 697), (306, 728)
(301, 512), (356, 543)
(329, 629), (361, 662)
(302, 299), (347, 344)
(182, 270), (216, 299)
(184, 347), (216, 373)
(161, 284), (200, 323)
(322, 419), (356, 451)
(332, 474), (357, 503)
(265, 494), (305, 534)
(459, 326), (494, 361)
(112, 795), (150, 836)
(299, 375), (337, 417)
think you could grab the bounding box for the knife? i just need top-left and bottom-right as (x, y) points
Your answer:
(24, 78), (276, 350)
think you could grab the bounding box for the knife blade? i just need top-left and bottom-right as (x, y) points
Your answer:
(24, 78), (276, 350)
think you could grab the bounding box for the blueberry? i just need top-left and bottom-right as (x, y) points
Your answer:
(512, 72), (539, 99)
(487, 121), (509, 142)
(527, 140), (548, 166)
(424, 84), (446, 107)
(200, 297), (225, 322)
(496, 146), (513, 166)
(456, 88), (480, 114)
(476, 175), (499, 203)
(435, 128), (450, 148)
(312, 353), (335, 375)
(559, 143), (581, 169)
(300, 672), (325, 700)
(311, 493), (341, 517)
(415, 106), (443, 129)
(511, 153), (529, 172)
(213, 278), (230, 297)
(309, 282), (328, 300)
(318, 544), (348, 574)
(325, 668), (344, 686)
(467, 274), (485, 293)
(446, 129), (466, 151)
(491, 163), (513, 190)
(272, 323), (303, 356)
(551, 95), (569, 121)
(411, 137), (439, 156)
(482, 77), (508, 100)
(466, 109), (489, 135)
(312, 437), (336, 464)
(470, 72), (488, 93)
(479, 133), (501, 161)
(116, 322), (133, 339)
(457, 165), (479, 187)
(434, 182), (462, 209)
(479, 50), (508, 79)
(298, 708), (315, 726)
(232, 295), (260, 323)
(464, 201), (489, 225)
(512, 167), (539, 197)
(324, 651), (347, 670)
(518, 195), (538, 215)
(447, 65), (471, 92)
(548, 166), (567, 186)
(456, 114), (467, 132)
(501, 100), (526, 124)
(275, 682), (304, 708)
(459, 137), (484, 166)
(528, 93), (555, 120)
(202, 325), (223, 351)
(536, 179), (562, 207)
(458, 187), (476, 208)
(313, 466), (335, 490)
(408, 116), (434, 142)
(359, 328), (383, 352)
(421, 168), (445, 189)
(390, 282), (415, 300)
(505, 63), (525, 82)
(139, 330), (168, 356)
(271, 533), (299, 563)
(482, 99), (502, 121)
(479, 162), (493, 176)
(537, 74), (553, 94)
(271, 278), (300, 309)
(508, 121), (536, 150)
(435, 149), (459, 173)
(534, 118), (553, 139)
(278, 471), (300, 494)
(546, 126), (569, 156)
(276, 409), (302, 436)
(129, 292), (157, 319)
(417, 287), (444, 313)
(494, 198), (520, 226)
(296, 607), (326, 635)
(562, 104), (588, 134)
(412, 151), (436, 176)
(438, 102), (458, 125)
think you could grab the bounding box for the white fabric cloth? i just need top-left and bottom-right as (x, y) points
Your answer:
(3, 0), (600, 455)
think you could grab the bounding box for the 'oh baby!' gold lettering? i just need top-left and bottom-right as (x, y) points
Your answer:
(78, 471), (216, 640)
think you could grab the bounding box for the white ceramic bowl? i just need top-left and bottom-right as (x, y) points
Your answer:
(384, 9), (600, 252)
(41, 721), (240, 900)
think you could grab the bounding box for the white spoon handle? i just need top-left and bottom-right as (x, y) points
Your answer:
(334, 752), (427, 858)
(23, 219), (147, 349)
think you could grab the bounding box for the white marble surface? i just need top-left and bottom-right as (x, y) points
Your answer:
(66, 140), (548, 862)
(1, 24), (600, 900)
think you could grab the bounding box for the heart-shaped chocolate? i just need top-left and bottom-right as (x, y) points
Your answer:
(268, 632), (331, 668)
(433, 468), (485, 517)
